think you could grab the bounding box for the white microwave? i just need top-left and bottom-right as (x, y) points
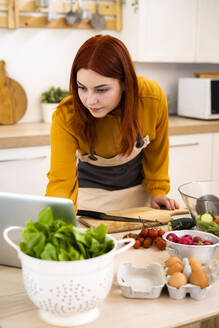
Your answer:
(177, 78), (219, 120)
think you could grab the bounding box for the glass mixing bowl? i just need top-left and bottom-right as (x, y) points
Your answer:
(178, 180), (219, 219)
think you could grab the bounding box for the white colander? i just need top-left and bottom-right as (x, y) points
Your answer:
(4, 226), (134, 327)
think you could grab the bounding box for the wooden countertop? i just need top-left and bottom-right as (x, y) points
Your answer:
(0, 122), (51, 149)
(1, 232), (219, 328)
(168, 116), (219, 135)
(1, 116), (219, 149)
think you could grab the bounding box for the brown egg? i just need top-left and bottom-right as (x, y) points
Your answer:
(189, 258), (209, 289)
(165, 256), (182, 268)
(189, 269), (209, 289)
(166, 262), (184, 275)
(168, 272), (187, 288)
(189, 257), (202, 270)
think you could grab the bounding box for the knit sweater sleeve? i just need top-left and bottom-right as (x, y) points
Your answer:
(141, 85), (170, 197)
(45, 103), (79, 213)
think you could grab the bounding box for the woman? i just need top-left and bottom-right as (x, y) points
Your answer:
(45, 34), (179, 213)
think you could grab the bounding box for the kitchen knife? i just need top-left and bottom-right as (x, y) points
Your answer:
(77, 209), (161, 224)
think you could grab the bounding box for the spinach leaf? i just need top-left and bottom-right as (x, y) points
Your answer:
(19, 207), (114, 261)
(38, 207), (54, 230)
(41, 243), (57, 261)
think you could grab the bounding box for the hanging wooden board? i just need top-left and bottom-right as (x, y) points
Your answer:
(79, 207), (189, 233)
(0, 60), (28, 125)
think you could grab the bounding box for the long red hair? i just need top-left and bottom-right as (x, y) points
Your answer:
(69, 34), (140, 156)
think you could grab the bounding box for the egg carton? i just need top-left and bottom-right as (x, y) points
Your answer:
(167, 283), (212, 300)
(166, 258), (212, 300)
(117, 258), (213, 301)
(117, 262), (167, 299)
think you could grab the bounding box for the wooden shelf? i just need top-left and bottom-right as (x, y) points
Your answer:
(0, 0), (122, 31)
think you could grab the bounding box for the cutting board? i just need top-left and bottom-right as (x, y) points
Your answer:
(79, 207), (189, 233)
(195, 72), (219, 78)
(0, 60), (27, 125)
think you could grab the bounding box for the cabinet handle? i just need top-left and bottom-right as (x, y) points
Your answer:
(0, 155), (47, 163)
(170, 142), (199, 148)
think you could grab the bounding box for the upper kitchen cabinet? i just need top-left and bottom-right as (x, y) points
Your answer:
(136, 0), (197, 62)
(125, 0), (219, 63)
(196, 0), (219, 63)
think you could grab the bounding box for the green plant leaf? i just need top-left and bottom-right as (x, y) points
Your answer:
(19, 207), (114, 261)
(40, 86), (69, 103)
(38, 207), (54, 229)
(40, 243), (57, 261)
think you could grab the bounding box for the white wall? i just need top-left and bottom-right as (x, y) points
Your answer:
(0, 28), (102, 122)
(1, 2), (219, 122)
(1, 26), (129, 123)
(134, 62), (219, 114)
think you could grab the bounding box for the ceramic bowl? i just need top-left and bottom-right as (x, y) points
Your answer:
(163, 230), (219, 264)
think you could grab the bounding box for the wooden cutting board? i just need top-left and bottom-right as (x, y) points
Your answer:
(195, 72), (219, 78)
(0, 60), (27, 125)
(79, 207), (189, 233)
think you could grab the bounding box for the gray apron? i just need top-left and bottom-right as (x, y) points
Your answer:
(77, 136), (150, 211)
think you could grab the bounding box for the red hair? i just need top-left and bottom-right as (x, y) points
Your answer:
(69, 34), (140, 156)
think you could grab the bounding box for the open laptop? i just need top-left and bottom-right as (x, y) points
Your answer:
(0, 192), (77, 268)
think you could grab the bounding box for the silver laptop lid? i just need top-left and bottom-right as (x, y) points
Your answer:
(0, 192), (77, 267)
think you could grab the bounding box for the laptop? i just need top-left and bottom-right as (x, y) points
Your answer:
(0, 192), (77, 268)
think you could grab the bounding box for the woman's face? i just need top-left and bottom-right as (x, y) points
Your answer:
(76, 69), (123, 118)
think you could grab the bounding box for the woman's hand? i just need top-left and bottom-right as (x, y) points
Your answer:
(150, 195), (180, 210)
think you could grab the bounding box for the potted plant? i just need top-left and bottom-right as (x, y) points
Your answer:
(40, 86), (69, 123)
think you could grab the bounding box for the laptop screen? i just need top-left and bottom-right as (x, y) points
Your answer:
(0, 192), (77, 267)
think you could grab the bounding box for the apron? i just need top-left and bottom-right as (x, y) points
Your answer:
(77, 135), (151, 212)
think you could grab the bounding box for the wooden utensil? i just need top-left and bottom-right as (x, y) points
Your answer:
(0, 60), (27, 125)
(79, 206), (189, 233)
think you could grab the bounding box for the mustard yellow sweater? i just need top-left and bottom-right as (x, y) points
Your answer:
(45, 76), (170, 211)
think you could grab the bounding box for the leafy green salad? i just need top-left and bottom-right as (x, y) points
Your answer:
(19, 207), (114, 261)
(196, 212), (219, 237)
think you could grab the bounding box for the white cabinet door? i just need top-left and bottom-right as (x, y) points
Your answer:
(0, 146), (50, 196)
(196, 0), (219, 63)
(168, 134), (212, 205)
(212, 132), (219, 180)
(137, 0), (197, 62)
(119, 0), (139, 61)
(123, 0), (219, 63)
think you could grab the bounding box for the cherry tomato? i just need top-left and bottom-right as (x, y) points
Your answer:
(133, 239), (141, 249)
(138, 237), (145, 246)
(139, 227), (148, 238)
(158, 229), (165, 237)
(143, 237), (153, 248)
(148, 228), (159, 239)
(156, 238), (166, 250)
(154, 236), (162, 244)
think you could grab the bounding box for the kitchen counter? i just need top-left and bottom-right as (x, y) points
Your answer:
(0, 122), (51, 149)
(1, 232), (219, 328)
(1, 116), (219, 149)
